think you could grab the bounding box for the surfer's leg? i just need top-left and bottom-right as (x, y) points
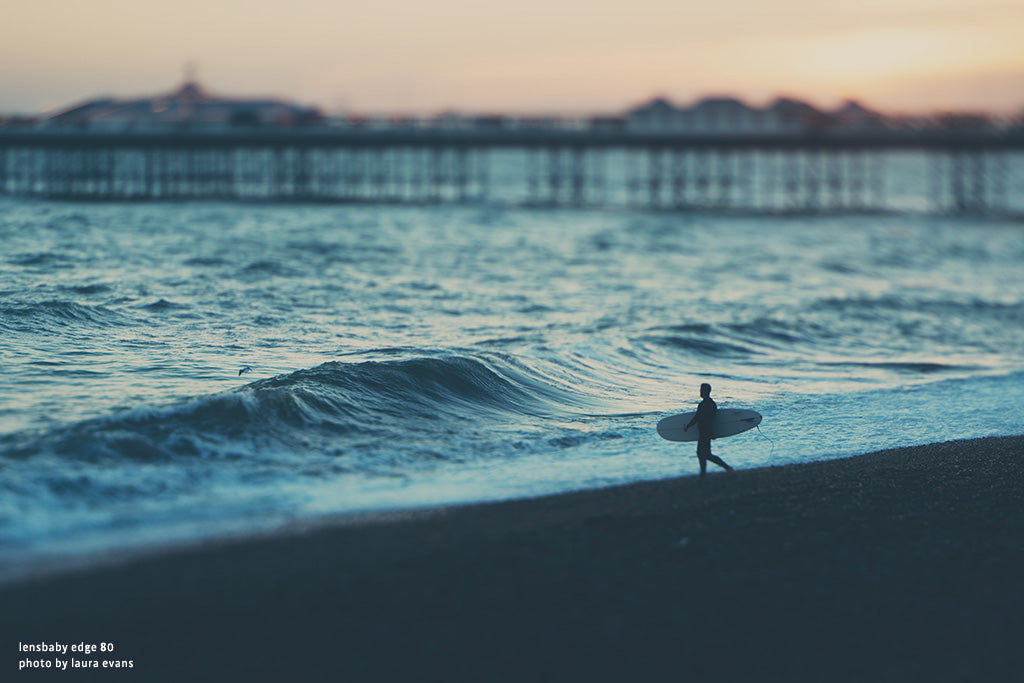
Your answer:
(697, 440), (709, 476)
(705, 453), (733, 472)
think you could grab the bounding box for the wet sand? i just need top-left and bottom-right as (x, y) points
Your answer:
(5, 436), (1024, 682)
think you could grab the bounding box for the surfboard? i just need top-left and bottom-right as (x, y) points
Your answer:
(657, 408), (762, 442)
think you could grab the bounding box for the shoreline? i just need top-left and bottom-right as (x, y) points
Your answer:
(5, 435), (1024, 681)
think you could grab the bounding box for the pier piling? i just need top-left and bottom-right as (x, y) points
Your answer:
(0, 130), (1020, 214)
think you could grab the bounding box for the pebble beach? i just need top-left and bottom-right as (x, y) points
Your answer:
(5, 435), (1023, 681)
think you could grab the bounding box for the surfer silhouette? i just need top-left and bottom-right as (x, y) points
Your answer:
(685, 383), (733, 476)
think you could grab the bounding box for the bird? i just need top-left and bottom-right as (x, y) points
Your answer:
(238, 366), (253, 376)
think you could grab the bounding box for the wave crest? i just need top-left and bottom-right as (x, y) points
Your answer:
(2, 354), (595, 463)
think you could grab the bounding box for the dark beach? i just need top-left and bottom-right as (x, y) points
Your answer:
(5, 436), (1023, 682)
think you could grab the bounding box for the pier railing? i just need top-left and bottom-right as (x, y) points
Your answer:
(1, 128), (1021, 214)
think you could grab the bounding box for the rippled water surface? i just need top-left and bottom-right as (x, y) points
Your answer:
(2, 196), (1023, 573)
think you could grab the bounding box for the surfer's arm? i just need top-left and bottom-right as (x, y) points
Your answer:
(686, 403), (704, 430)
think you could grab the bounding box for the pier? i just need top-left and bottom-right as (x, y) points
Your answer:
(1, 129), (1021, 214)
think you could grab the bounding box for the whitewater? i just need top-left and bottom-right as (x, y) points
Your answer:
(2, 185), (1024, 575)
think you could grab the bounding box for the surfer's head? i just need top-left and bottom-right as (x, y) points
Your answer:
(700, 383), (712, 398)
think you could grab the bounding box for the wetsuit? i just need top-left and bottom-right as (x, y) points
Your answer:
(695, 395), (717, 460)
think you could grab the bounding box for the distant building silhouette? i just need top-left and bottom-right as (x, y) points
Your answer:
(2, 79), (1012, 137)
(830, 99), (887, 132)
(44, 78), (323, 132)
(625, 95), (885, 135)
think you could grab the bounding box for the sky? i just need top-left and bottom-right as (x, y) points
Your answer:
(1, 0), (1022, 117)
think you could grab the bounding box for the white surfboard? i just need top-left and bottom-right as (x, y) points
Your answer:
(657, 408), (762, 442)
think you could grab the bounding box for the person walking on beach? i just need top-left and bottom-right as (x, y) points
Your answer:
(685, 383), (733, 476)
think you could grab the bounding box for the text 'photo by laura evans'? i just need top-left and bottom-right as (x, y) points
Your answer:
(17, 642), (133, 673)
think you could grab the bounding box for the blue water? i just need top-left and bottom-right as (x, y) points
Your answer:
(2, 192), (1024, 577)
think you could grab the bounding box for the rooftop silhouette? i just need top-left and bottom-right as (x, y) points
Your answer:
(2, 78), (1020, 135)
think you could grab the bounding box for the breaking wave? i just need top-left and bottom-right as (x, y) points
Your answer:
(1, 354), (601, 464)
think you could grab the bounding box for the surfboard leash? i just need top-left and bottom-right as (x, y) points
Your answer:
(755, 423), (775, 458)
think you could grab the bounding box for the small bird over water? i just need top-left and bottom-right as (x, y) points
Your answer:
(238, 366), (253, 376)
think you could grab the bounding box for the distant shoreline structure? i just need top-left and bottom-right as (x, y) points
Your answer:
(1, 78), (1021, 136)
(2, 78), (1021, 216)
(1, 126), (1021, 215)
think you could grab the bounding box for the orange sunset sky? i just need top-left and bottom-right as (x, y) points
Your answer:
(2, 0), (1022, 116)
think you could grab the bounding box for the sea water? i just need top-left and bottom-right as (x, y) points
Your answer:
(2, 171), (1024, 575)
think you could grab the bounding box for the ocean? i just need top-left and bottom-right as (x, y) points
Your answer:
(2, 157), (1024, 577)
